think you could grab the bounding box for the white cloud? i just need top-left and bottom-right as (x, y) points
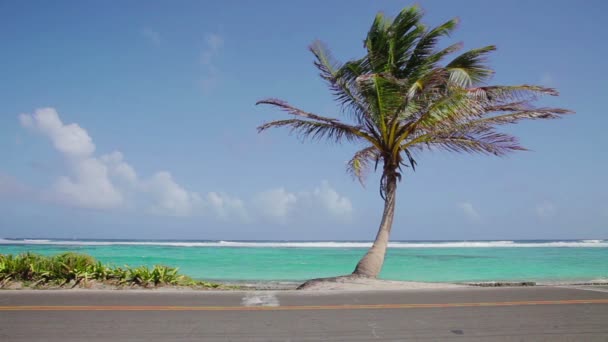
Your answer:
(19, 108), (195, 213)
(142, 171), (201, 217)
(536, 201), (556, 218)
(458, 201), (481, 222)
(201, 33), (223, 66)
(252, 182), (352, 223)
(20, 108), (121, 209)
(206, 192), (249, 221)
(310, 181), (353, 219)
(253, 188), (297, 222)
(51, 157), (124, 209)
(141, 28), (161, 46)
(100, 151), (137, 184)
(20, 108), (95, 158)
(17, 108), (354, 222)
(200, 33), (223, 92)
(206, 34), (223, 51)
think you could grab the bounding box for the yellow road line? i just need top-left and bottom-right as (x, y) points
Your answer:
(1, 299), (608, 311)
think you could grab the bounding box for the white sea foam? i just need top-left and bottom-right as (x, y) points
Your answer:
(23, 239), (52, 243)
(1, 238), (607, 248)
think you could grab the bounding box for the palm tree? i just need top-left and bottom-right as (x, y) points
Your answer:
(256, 6), (572, 282)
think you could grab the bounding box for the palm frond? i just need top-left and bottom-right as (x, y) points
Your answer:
(365, 13), (392, 73)
(257, 119), (364, 143)
(425, 41), (463, 68)
(415, 90), (485, 129)
(410, 131), (525, 156)
(466, 107), (573, 126)
(346, 146), (381, 185)
(355, 73), (405, 139)
(468, 85), (558, 102)
(446, 45), (496, 87)
(402, 18), (459, 79)
(256, 99), (383, 148)
(310, 41), (370, 126)
(402, 148), (417, 170)
(388, 6), (425, 72)
(256, 98), (339, 123)
(404, 67), (450, 101)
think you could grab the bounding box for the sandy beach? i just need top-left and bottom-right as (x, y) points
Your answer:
(0, 278), (467, 291)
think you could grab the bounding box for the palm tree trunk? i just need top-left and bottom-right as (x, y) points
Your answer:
(352, 174), (398, 278)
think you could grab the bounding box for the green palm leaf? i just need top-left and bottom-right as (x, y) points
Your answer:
(446, 45), (496, 87)
(257, 119), (364, 143)
(346, 146), (381, 186)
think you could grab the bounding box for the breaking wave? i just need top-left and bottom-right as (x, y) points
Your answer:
(0, 239), (606, 248)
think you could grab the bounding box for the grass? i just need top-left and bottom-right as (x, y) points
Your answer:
(0, 252), (223, 289)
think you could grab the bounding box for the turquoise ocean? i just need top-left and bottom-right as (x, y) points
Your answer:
(1, 239), (607, 284)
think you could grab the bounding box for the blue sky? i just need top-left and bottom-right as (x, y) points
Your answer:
(0, 0), (606, 240)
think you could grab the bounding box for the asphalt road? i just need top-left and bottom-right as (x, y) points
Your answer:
(1, 286), (607, 341)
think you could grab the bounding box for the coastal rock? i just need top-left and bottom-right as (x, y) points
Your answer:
(467, 281), (536, 287)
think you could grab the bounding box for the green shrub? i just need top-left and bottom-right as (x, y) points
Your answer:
(0, 252), (218, 288)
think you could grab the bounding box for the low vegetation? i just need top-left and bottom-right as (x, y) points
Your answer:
(0, 252), (222, 289)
